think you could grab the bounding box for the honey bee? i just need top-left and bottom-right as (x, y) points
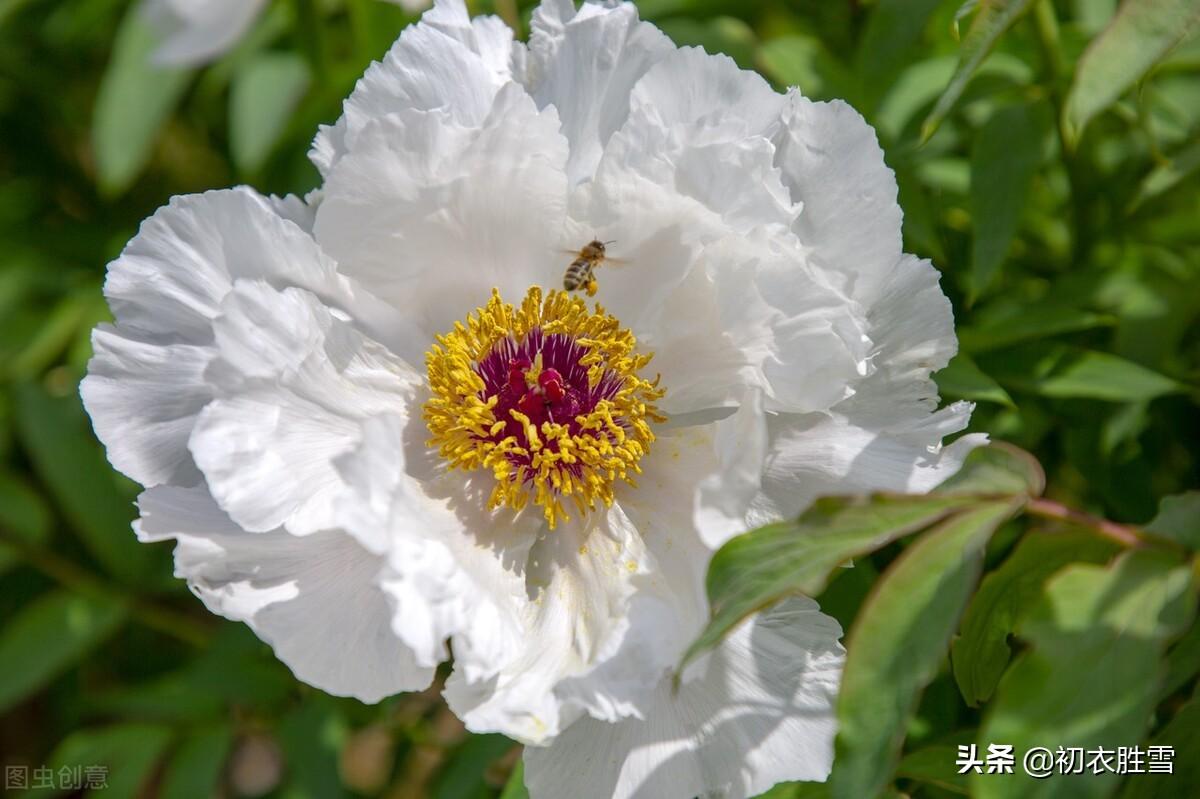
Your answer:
(562, 239), (621, 296)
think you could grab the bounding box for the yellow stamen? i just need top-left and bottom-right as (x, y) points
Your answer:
(423, 286), (666, 529)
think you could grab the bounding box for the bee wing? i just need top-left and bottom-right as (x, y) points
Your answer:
(601, 256), (630, 268)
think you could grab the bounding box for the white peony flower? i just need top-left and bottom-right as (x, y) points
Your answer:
(84, 0), (986, 795)
(143, 0), (433, 67)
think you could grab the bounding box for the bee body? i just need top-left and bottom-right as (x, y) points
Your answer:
(563, 240), (610, 296)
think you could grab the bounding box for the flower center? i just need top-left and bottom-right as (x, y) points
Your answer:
(424, 287), (665, 528)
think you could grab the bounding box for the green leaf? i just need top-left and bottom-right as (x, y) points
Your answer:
(0, 470), (51, 574)
(498, 759), (529, 799)
(431, 733), (516, 799)
(1145, 491), (1200, 550)
(896, 743), (970, 795)
(161, 725), (234, 799)
(25, 723), (173, 799)
(682, 445), (1043, 671)
(855, 0), (944, 107)
(682, 493), (976, 670)
(985, 344), (1183, 401)
(831, 501), (1019, 799)
(921, 0), (1038, 141)
(657, 17), (758, 70)
(757, 35), (852, 100)
(1129, 136), (1200, 211)
(968, 102), (1048, 299)
(229, 52), (311, 174)
(14, 381), (158, 584)
(279, 700), (349, 799)
(1063, 0), (1200, 146)
(92, 4), (193, 196)
(951, 529), (1121, 706)
(959, 305), (1115, 353)
(1119, 691), (1200, 799)
(0, 589), (127, 714)
(935, 353), (1016, 407)
(974, 549), (1195, 798)
(1161, 620), (1200, 700)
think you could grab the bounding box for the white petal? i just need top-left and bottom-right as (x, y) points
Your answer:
(82, 187), (366, 487)
(524, 597), (844, 799)
(313, 83), (569, 340)
(310, 0), (520, 176)
(136, 483), (432, 701)
(189, 281), (422, 535)
(774, 93), (904, 302)
(525, 0), (674, 187)
(444, 504), (649, 744)
(334, 413), (538, 680)
(144, 0), (268, 67)
(750, 404), (988, 525)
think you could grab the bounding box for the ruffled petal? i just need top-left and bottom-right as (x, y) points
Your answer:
(136, 484), (432, 702)
(443, 504), (649, 744)
(774, 93), (904, 303)
(82, 187), (377, 487)
(334, 413), (539, 681)
(189, 281), (422, 535)
(525, 0), (673, 187)
(313, 83), (569, 343)
(310, 0), (520, 176)
(524, 597), (844, 799)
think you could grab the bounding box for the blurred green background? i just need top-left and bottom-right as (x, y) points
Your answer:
(0, 0), (1197, 797)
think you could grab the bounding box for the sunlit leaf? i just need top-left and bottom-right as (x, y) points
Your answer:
(657, 16), (758, 70)
(92, 5), (193, 196)
(0, 589), (127, 714)
(757, 34), (852, 100)
(922, 0), (1038, 141)
(975, 549), (1194, 798)
(958, 305), (1115, 352)
(832, 501), (1018, 799)
(1063, 0), (1200, 146)
(682, 445), (1042, 671)
(951, 530), (1120, 706)
(1145, 491), (1200, 550)
(499, 760), (529, 799)
(935, 353), (1016, 407)
(968, 102), (1049, 299)
(230, 52), (311, 174)
(984, 344), (1183, 401)
(855, 0), (944, 108)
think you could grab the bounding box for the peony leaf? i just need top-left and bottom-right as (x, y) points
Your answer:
(230, 52), (311, 175)
(432, 734), (517, 799)
(1161, 621), (1200, 701)
(974, 549), (1195, 798)
(1145, 491), (1200, 550)
(831, 501), (1020, 799)
(14, 381), (160, 585)
(983, 344), (1183, 401)
(855, 0), (944, 108)
(1118, 692), (1200, 799)
(935, 352), (1016, 407)
(896, 742), (972, 795)
(681, 444), (1043, 672)
(1063, 0), (1200, 147)
(1129, 136), (1200, 211)
(0, 470), (51, 575)
(499, 760), (530, 799)
(968, 102), (1049, 300)
(951, 529), (1121, 707)
(92, 4), (193, 197)
(161, 725), (234, 799)
(41, 723), (173, 797)
(921, 0), (1038, 142)
(0, 589), (127, 714)
(958, 305), (1115, 352)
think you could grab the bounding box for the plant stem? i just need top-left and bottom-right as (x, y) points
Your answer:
(293, 0), (327, 85)
(1025, 497), (1146, 549)
(0, 528), (211, 647)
